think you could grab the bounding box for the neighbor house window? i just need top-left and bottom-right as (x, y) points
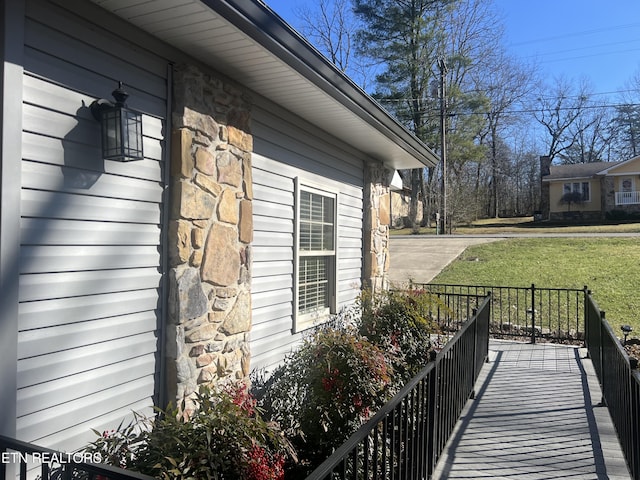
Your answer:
(563, 181), (590, 202)
(294, 180), (337, 332)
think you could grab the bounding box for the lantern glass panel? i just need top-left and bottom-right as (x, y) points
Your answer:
(99, 106), (144, 161)
(121, 108), (144, 161)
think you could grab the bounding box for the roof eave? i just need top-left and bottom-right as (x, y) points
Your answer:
(204, 0), (439, 169)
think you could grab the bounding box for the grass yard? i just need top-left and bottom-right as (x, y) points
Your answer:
(390, 217), (640, 235)
(431, 237), (640, 338)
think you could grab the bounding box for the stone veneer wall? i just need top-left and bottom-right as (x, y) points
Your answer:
(166, 64), (254, 405)
(363, 162), (392, 292)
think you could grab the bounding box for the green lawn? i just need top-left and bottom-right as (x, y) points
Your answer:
(431, 237), (640, 338)
(390, 217), (640, 235)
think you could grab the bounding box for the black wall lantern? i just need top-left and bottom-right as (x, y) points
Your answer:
(90, 82), (144, 161)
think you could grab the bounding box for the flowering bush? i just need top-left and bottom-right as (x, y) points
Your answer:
(84, 383), (292, 480)
(255, 324), (393, 476)
(358, 289), (441, 384)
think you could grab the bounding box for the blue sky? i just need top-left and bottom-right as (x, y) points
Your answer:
(264, 0), (640, 97)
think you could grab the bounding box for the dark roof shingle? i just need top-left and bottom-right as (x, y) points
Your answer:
(543, 161), (623, 181)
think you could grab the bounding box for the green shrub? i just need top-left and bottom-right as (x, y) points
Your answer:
(84, 383), (292, 480)
(606, 209), (629, 221)
(255, 290), (441, 476)
(255, 324), (393, 476)
(358, 289), (440, 383)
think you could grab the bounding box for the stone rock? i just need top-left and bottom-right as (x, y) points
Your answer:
(171, 129), (193, 178)
(228, 126), (253, 151)
(241, 351), (250, 378)
(183, 315), (205, 332)
(180, 107), (219, 140)
(189, 344), (205, 357)
(174, 181), (216, 220)
(242, 156), (253, 200)
(169, 220), (191, 265)
(196, 353), (215, 368)
(213, 296), (234, 311)
(217, 151), (243, 187)
(218, 189), (239, 224)
(192, 228), (205, 249)
(202, 223), (240, 286)
(185, 323), (218, 343)
(198, 366), (216, 383)
(176, 356), (194, 383)
(227, 109), (251, 131)
(176, 267), (208, 321)
(206, 341), (224, 353)
(191, 249), (203, 268)
(219, 291), (251, 335)
(194, 173), (222, 197)
(239, 200), (253, 243)
(379, 193), (391, 225)
(165, 324), (184, 358)
(195, 147), (216, 176)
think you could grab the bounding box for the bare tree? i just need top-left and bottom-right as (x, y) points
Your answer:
(534, 77), (594, 163)
(559, 102), (614, 164)
(296, 0), (378, 89)
(472, 53), (537, 217)
(296, 0), (353, 71)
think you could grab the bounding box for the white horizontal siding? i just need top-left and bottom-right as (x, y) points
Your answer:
(15, 0), (168, 453)
(17, 376), (156, 443)
(17, 355), (156, 417)
(17, 332), (158, 389)
(20, 218), (161, 246)
(19, 268), (161, 301)
(23, 131), (163, 182)
(250, 103), (366, 373)
(34, 401), (154, 453)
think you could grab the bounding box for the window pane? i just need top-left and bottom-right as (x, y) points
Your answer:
(323, 197), (335, 223)
(299, 256), (329, 314)
(299, 190), (334, 251)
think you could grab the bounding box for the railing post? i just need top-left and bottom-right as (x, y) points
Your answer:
(600, 310), (606, 406)
(471, 307), (478, 399)
(583, 286), (589, 351)
(530, 283), (536, 344)
(427, 360), (438, 476)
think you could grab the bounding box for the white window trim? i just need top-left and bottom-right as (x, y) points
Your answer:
(293, 177), (339, 333)
(563, 181), (591, 203)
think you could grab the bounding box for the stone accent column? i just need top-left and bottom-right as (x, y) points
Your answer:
(363, 162), (392, 293)
(166, 64), (253, 406)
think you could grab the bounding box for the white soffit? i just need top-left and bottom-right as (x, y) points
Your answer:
(90, 0), (439, 170)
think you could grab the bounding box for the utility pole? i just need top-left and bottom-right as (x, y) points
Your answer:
(438, 56), (448, 235)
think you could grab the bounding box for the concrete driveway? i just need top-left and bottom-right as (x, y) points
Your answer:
(387, 235), (502, 286)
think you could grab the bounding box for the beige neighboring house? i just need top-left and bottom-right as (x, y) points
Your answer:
(540, 155), (640, 221)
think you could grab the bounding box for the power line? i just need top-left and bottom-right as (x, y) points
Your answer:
(377, 99), (640, 117)
(506, 22), (640, 48)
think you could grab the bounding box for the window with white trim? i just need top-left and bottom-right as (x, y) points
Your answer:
(563, 181), (591, 202)
(294, 181), (337, 331)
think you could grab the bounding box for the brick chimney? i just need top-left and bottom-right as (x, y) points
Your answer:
(539, 156), (551, 219)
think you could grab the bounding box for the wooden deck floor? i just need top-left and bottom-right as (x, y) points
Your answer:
(431, 341), (631, 480)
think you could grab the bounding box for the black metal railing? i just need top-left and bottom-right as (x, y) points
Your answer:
(416, 283), (588, 343)
(304, 293), (491, 480)
(584, 294), (640, 480)
(0, 434), (154, 480)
